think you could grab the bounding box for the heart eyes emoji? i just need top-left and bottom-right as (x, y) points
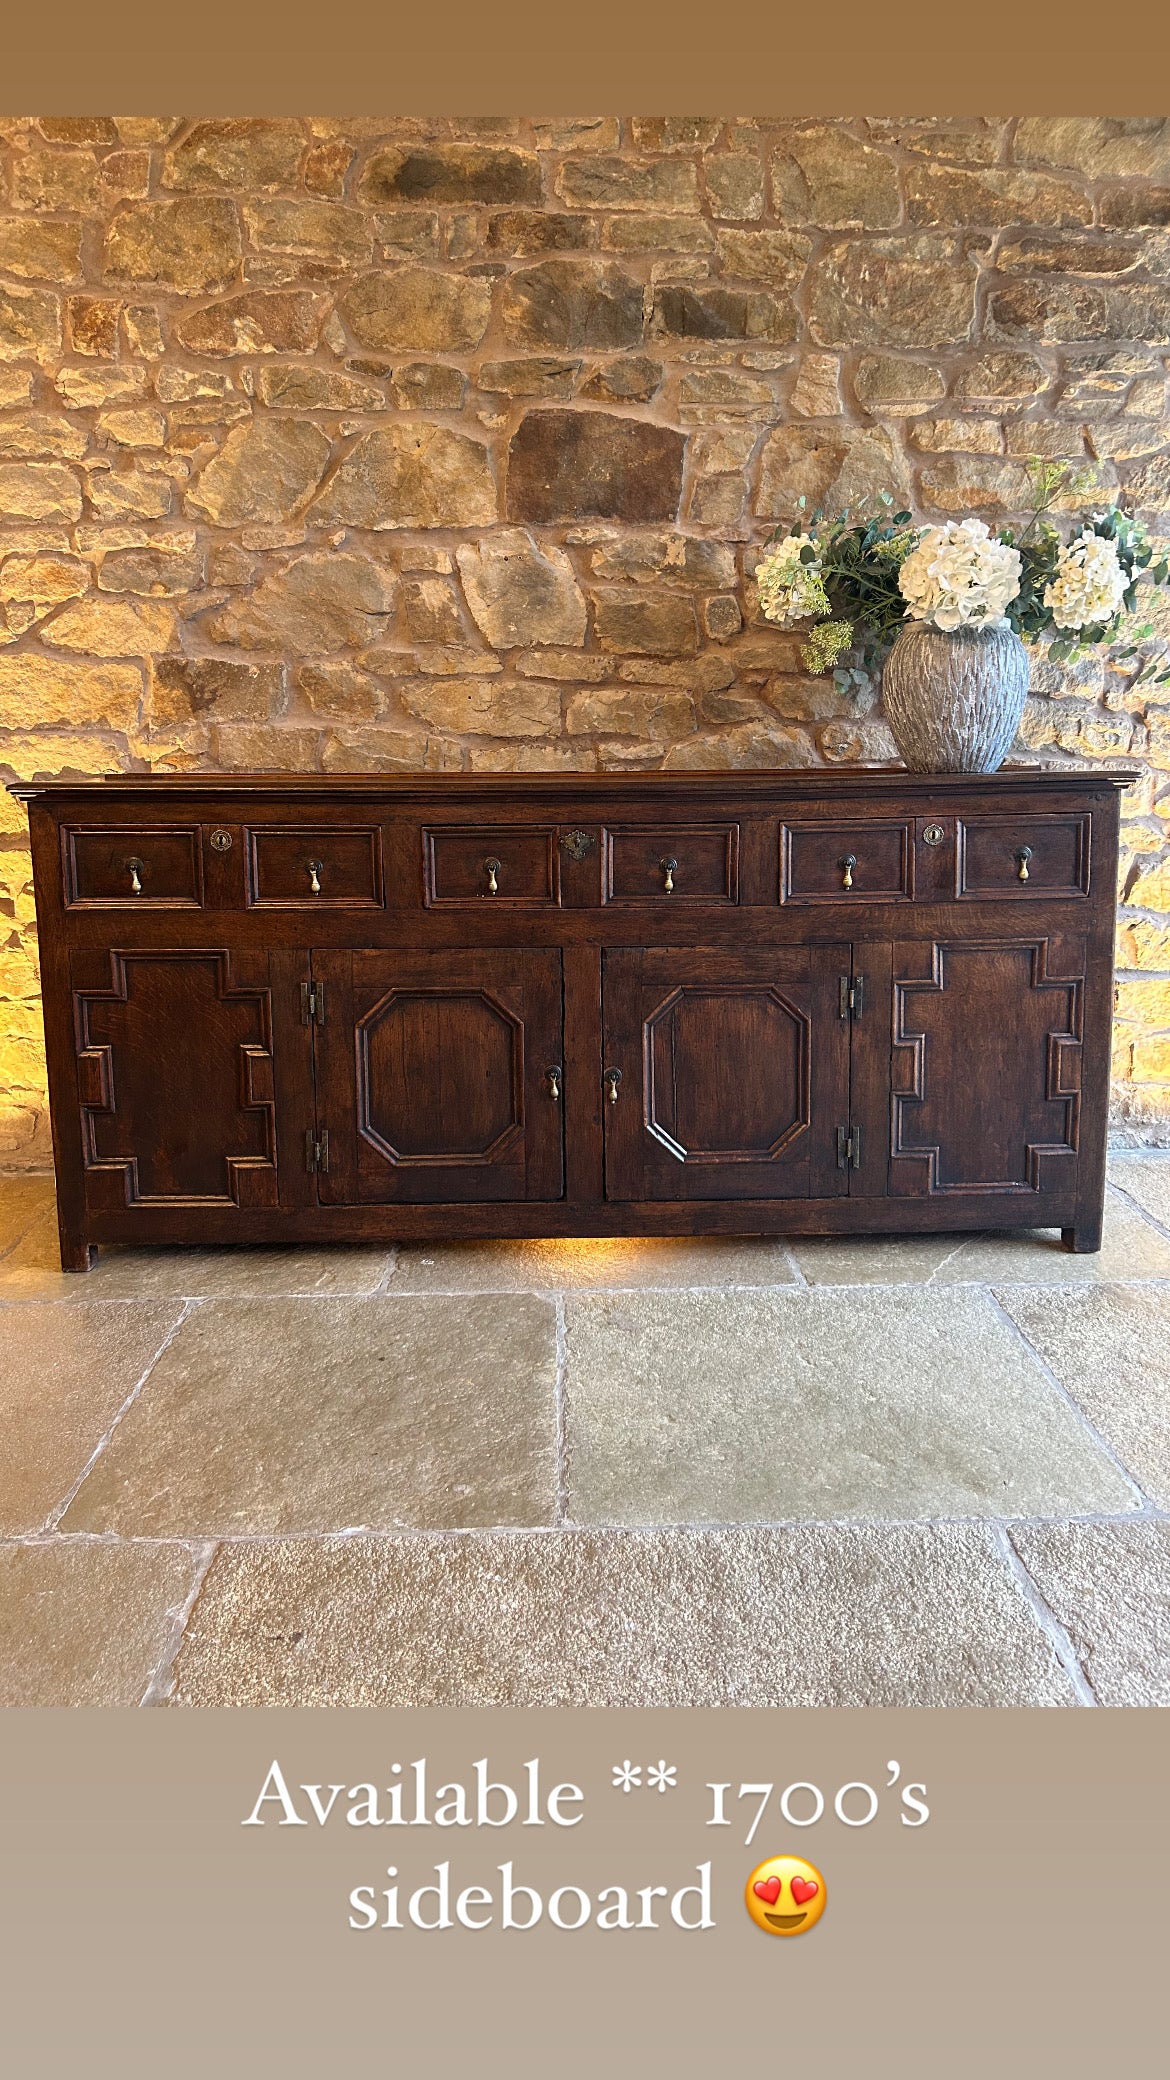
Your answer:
(745, 1856), (827, 1937)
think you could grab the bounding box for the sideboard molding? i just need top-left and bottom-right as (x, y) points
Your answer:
(11, 765), (1133, 1270)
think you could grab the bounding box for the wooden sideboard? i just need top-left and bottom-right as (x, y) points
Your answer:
(11, 765), (1133, 1269)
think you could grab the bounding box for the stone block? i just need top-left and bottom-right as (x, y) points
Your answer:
(650, 284), (797, 342)
(456, 531), (586, 648)
(103, 197), (242, 293)
(149, 655), (282, 725)
(387, 362), (468, 409)
(186, 417), (331, 525)
(0, 654), (141, 728)
(506, 409), (685, 524)
(340, 267), (492, 353)
(176, 290), (326, 356)
(399, 676), (560, 737)
(579, 356), (662, 403)
(556, 156), (700, 211)
(0, 463), (82, 522)
(500, 259), (644, 350)
(360, 147), (541, 207)
(209, 552), (397, 652)
(242, 200), (372, 265)
(810, 236), (980, 348)
(0, 284), (61, 361)
(771, 125), (899, 228)
(162, 118), (305, 192)
(485, 211), (593, 255)
(0, 216), (81, 284)
(311, 424), (496, 529)
(591, 589), (699, 655)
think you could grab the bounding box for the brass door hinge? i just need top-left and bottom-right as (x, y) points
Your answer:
(300, 979), (326, 1024)
(838, 973), (865, 1020)
(836, 1124), (861, 1170)
(305, 1128), (330, 1174)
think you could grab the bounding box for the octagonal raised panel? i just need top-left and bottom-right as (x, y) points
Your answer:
(357, 986), (524, 1167)
(644, 984), (811, 1164)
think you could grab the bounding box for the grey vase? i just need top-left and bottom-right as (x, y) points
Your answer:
(880, 622), (1030, 774)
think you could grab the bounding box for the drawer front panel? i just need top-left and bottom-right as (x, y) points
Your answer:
(782, 821), (912, 903)
(246, 827), (383, 908)
(957, 815), (1091, 898)
(64, 826), (203, 908)
(605, 824), (739, 904)
(425, 827), (558, 905)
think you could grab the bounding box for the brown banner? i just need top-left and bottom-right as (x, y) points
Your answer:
(1, 1707), (1165, 2071)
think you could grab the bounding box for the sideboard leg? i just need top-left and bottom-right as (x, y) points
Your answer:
(59, 1231), (97, 1273)
(1061, 1218), (1103, 1255)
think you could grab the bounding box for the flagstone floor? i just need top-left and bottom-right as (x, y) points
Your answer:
(1, 1157), (1168, 1708)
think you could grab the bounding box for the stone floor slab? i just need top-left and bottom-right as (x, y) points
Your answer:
(0, 1300), (186, 1535)
(0, 1212), (395, 1300)
(0, 1172), (54, 1258)
(1108, 1150), (1170, 1233)
(792, 1189), (1170, 1287)
(61, 1294), (559, 1537)
(169, 1524), (1077, 1706)
(564, 1286), (1138, 1524)
(1010, 1521), (1170, 1705)
(0, 1537), (202, 1706)
(390, 1234), (798, 1293)
(998, 1283), (1170, 1509)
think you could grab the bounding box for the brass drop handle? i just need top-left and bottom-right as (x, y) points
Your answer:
(484, 856), (501, 895)
(604, 1067), (623, 1105)
(307, 859), (323, 894)
(125, 856), (144, 896)
(840, 854), (857, 890)
(661, 855), (678, 894)
(1016, 846), (1033, 882)
(546, 1066), (562, 1102)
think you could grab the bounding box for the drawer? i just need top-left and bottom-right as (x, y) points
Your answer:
(957, 815), (1090, 898)
(245, 826), (384, 907)
(63, 825), (203, 908)
(604, 824), (739, 903)
(424, 827), (558, 905)
(782, 821), (912, 903)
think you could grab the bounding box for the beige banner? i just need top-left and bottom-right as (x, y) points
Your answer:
(0, 1706), (1165, 2073)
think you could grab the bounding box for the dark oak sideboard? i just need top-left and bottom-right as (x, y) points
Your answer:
(11, 766), (1133, 1270)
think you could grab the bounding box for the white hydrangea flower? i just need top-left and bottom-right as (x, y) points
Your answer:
(755, 534), (831, 626)
(898, 518), (1022, 632)
(1044, 528), (1128, 631)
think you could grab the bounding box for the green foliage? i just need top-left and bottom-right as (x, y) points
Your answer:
(763, 467), (1170, 685)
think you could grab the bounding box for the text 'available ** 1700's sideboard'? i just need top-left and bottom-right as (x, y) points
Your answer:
(10, 764), (1134, 1269)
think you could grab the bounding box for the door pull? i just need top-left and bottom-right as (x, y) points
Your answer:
(603, 1067), (623, 1105)
(546, 1066), (562, 1102)
(484, 856), (501, 895)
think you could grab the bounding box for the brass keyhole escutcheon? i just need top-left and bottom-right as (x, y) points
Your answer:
(484, 856), (501, 895)
(840, 854), (856, 890)
(604, 1067), (623, 1105)
(125, 855), (144, 896)
(1016, 846), (1033, 882)
(209, 828), (233, 854)
(661, 855), (678, 894)
(546, 1066), (562, 1102)
(307, 859), (323, 894)
(922, 824), (946, 847)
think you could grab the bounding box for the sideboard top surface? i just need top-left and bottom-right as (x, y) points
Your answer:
(7, 762), (1141, 808)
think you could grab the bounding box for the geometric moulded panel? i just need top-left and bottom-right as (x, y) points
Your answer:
(357, 987), (524, 1167)
(644, 984), (811, 1164)
(73, 949), (277, 1207)
(891, 938), (1082, 1195)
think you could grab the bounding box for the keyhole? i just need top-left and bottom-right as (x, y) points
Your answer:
(661, 856), (677, 894)
(1016, 847), (1032, 882)
(840, 854), (856, 890)
(485, 856), (501, 895)
(125, 856), (144, 896)
(604, 1067), (622, 1105)
(307, 859), (323, 894)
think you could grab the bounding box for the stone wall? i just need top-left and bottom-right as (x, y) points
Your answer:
(2, 114), (1170, 1162)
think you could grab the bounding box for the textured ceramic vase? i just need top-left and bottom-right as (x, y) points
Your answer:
(881, 622), (1030, 774)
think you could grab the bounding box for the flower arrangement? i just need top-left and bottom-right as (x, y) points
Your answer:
(754, 461), (1170, 690)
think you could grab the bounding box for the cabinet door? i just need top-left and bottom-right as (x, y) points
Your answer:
(313, 948), (565, 1204)
(888, 934), (1084, 1199)
(69, 947), (281, 1211)
(602, 947), (850, 1201)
